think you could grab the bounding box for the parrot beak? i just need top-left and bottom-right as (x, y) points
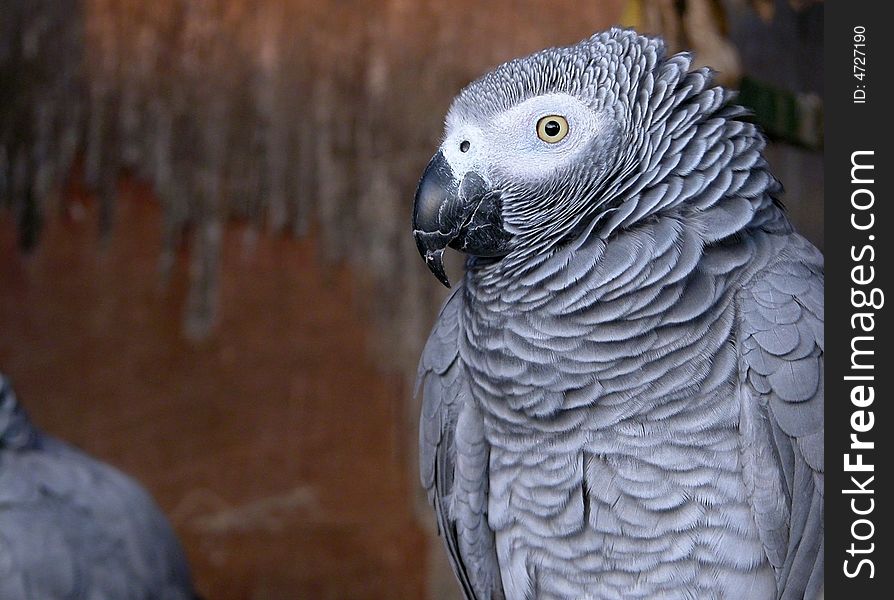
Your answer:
(412, 151), (511, 287)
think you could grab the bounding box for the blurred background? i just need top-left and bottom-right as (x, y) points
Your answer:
(0, 1), (822, 598)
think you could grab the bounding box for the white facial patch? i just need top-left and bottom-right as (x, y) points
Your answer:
(441, 93), (602, 186)
(440, 125), (488, 184)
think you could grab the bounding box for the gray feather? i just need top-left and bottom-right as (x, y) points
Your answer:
(418, 291), (505, 600)
(739, 248), (824, 598)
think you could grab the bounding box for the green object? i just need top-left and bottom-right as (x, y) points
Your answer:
(738, 76), (824, 149)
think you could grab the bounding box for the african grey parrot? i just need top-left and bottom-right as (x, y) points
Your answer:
(412, 29), (823, 599)
(0, 375), (197, 599)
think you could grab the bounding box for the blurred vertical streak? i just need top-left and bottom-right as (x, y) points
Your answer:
(1, 0), (84, 251)
(256, 1), (288, 234)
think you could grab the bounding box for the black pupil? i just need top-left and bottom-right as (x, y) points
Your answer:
(544, 120), (561, 137)
(460, 140), (470, 152)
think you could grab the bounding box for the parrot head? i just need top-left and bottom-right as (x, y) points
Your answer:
(413, 29), (671, 287)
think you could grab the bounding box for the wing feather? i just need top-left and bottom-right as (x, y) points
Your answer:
(417, 288), (504, 600)
(737, 240), (824, 599)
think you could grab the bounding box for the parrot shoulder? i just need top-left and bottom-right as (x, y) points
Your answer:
(735, 235), (824, 599)
(417, 287), (504, 600)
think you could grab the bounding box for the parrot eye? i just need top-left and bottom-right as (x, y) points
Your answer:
(536, 115), (569, 143)
(460, 140), (470, 153)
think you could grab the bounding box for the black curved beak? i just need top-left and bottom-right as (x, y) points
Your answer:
(412, 152), (511, 287)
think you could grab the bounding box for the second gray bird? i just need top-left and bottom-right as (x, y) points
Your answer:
(412, 29), (823, 600)
(0, 376), (197, 599)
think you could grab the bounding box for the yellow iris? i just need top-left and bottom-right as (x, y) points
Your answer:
(536, 115), (569, 143)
